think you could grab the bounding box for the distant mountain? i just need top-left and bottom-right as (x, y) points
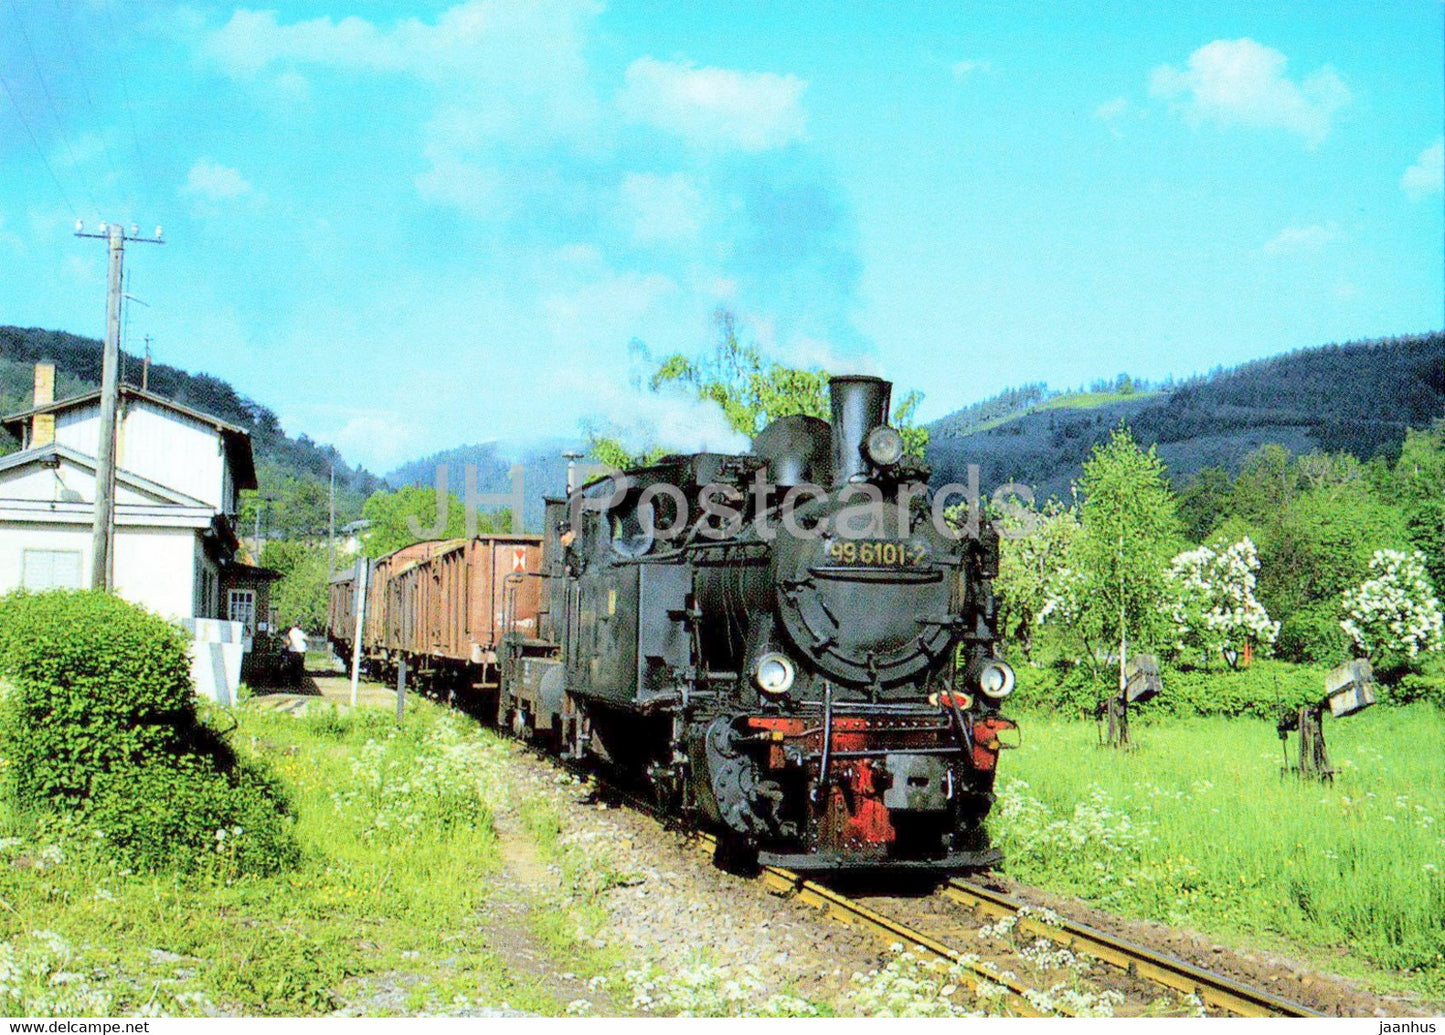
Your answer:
(0, 326), (382, 531)
(927, 332), (1445, 500)
(385, 438), (586, 532)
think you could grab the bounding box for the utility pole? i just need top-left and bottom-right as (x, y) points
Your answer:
(328, 464), (336, 575)
(75, 221), (163, 591)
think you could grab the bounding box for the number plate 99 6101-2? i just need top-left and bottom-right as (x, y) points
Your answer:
(825, 540), (927, 566)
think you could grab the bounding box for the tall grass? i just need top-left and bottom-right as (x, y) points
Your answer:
(0, 702), (535, 1015)
(994, 705), (1445, 993)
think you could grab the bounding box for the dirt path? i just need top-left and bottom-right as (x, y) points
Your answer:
(481, 811), (625, 1016)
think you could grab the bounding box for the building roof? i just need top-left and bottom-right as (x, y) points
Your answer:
(0, 441), (213, 508)
(1, 386), (258, 490)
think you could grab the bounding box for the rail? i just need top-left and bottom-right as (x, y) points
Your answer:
(692, 832), (1068, 1018)
(942, 878), (1322, 1017)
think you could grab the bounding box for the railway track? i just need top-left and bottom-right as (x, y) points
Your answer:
(693, 832), (1066, 1018)
(532, 736), (1323, 1017)
(941, 878), (1322, 1018)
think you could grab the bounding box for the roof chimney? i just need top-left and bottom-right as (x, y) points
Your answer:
(31, 363), (55, 447)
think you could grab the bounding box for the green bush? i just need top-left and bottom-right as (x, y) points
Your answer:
(86, 752), (299, 875)
(1014, 657), (1337, 720)
(1383, 654), (1445, 708)
(0, 590), (298, 874)
(1147, 660), (1324, 719)
(1012, 662), (1110, 716)
(0, 591), (194, 807)
(1275, 603), (1352, 665)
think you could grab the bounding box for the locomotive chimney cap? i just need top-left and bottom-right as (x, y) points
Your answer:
(828, 375), (892, 487)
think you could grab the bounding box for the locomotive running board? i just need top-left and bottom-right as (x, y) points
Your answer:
(757, 847), (1002, 872)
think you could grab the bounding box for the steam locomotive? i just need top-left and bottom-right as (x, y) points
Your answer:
(491, 375), (1019, 871)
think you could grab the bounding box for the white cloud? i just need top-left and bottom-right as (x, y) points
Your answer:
(203, 2), (604, 151)
(180, 159), (252, 200)
(413, 155), (504, 217)
(1401, 138), (1444, 202)
(951, 59), (991, 80)
(543, 270), (679, 348)
(618, 56), (807, 152)
(1261, 222), (1344, 256)
(1094, 97), (1130, 136)
(1149, 39), (1350, 146)
(618, 172), (705, 246)
(323, 411), (426, 472)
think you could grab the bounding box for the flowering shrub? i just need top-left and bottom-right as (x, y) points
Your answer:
(1340, 550), (1444, 666)
(1167, 538), (1279, 665)
(328, 715), (494, 846)
(991, 779), (1157, 892)
(846, 946), (986, 1017)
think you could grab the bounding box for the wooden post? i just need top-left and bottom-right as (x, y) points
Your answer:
(395, 656), (408, 725)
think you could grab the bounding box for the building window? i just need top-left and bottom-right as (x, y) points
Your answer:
(228, 589), (256, 638)
(21, 549), (82, 590)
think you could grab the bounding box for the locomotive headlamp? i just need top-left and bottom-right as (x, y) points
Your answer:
(978, 660), (1016, 699)
(865, 425), (905, 467)
(755, 652), (796, 695)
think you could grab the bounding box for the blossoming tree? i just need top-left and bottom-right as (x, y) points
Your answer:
(1167, 537), (1279, 667)
(1339, 549), (1444, 666)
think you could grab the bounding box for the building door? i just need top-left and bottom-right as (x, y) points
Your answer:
(228, 588), (256, 649)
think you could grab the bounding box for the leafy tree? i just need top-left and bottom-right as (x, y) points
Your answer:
(1070, 426), (1182, 684)
(1391, 422), (1445, 589)
(259, 540), (335, 632)
(1175, 465), (1233, 542)
(995, 501), (1083, 659)
(359, 487), (510, 558)
(591, 309), (929, 466)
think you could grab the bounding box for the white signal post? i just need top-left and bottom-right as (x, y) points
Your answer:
(349, 557), (369, 708)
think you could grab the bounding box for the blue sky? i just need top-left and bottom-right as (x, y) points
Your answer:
(1, 1), (1441, 471)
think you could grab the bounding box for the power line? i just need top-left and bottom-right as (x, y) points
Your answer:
(0, 71), (78, 218)
(100, 0), (156, 209)
(5, 0), (94, 210)
(49, 0), (125, 192)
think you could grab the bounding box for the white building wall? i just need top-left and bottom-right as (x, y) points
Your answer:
(54, 400), (225, 510)
(0, 459), (158, 506)
(0, 521), (203, 621)
(113, 526), (200, 620)
(53, 402), (101, 458)
(118, 401), (225, 510)
(0, 523), (92, 592)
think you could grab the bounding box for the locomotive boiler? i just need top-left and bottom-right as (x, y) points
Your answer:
(499, 375), (1018, 871)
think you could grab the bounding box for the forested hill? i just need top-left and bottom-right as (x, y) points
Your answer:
(0, 326), (381, 531)
(927, 332), (1445, 500)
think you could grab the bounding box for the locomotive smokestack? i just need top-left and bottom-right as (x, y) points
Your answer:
(829, 375), (891, 487)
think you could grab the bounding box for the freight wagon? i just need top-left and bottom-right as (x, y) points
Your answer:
(328, 534), (544, 693)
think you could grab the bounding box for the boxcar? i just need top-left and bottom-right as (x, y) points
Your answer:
(328, 535), (544, 694)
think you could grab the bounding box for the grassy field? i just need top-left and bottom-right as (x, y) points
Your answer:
(995, 705), (1445, 997)
(0, 702), (594, 1016)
